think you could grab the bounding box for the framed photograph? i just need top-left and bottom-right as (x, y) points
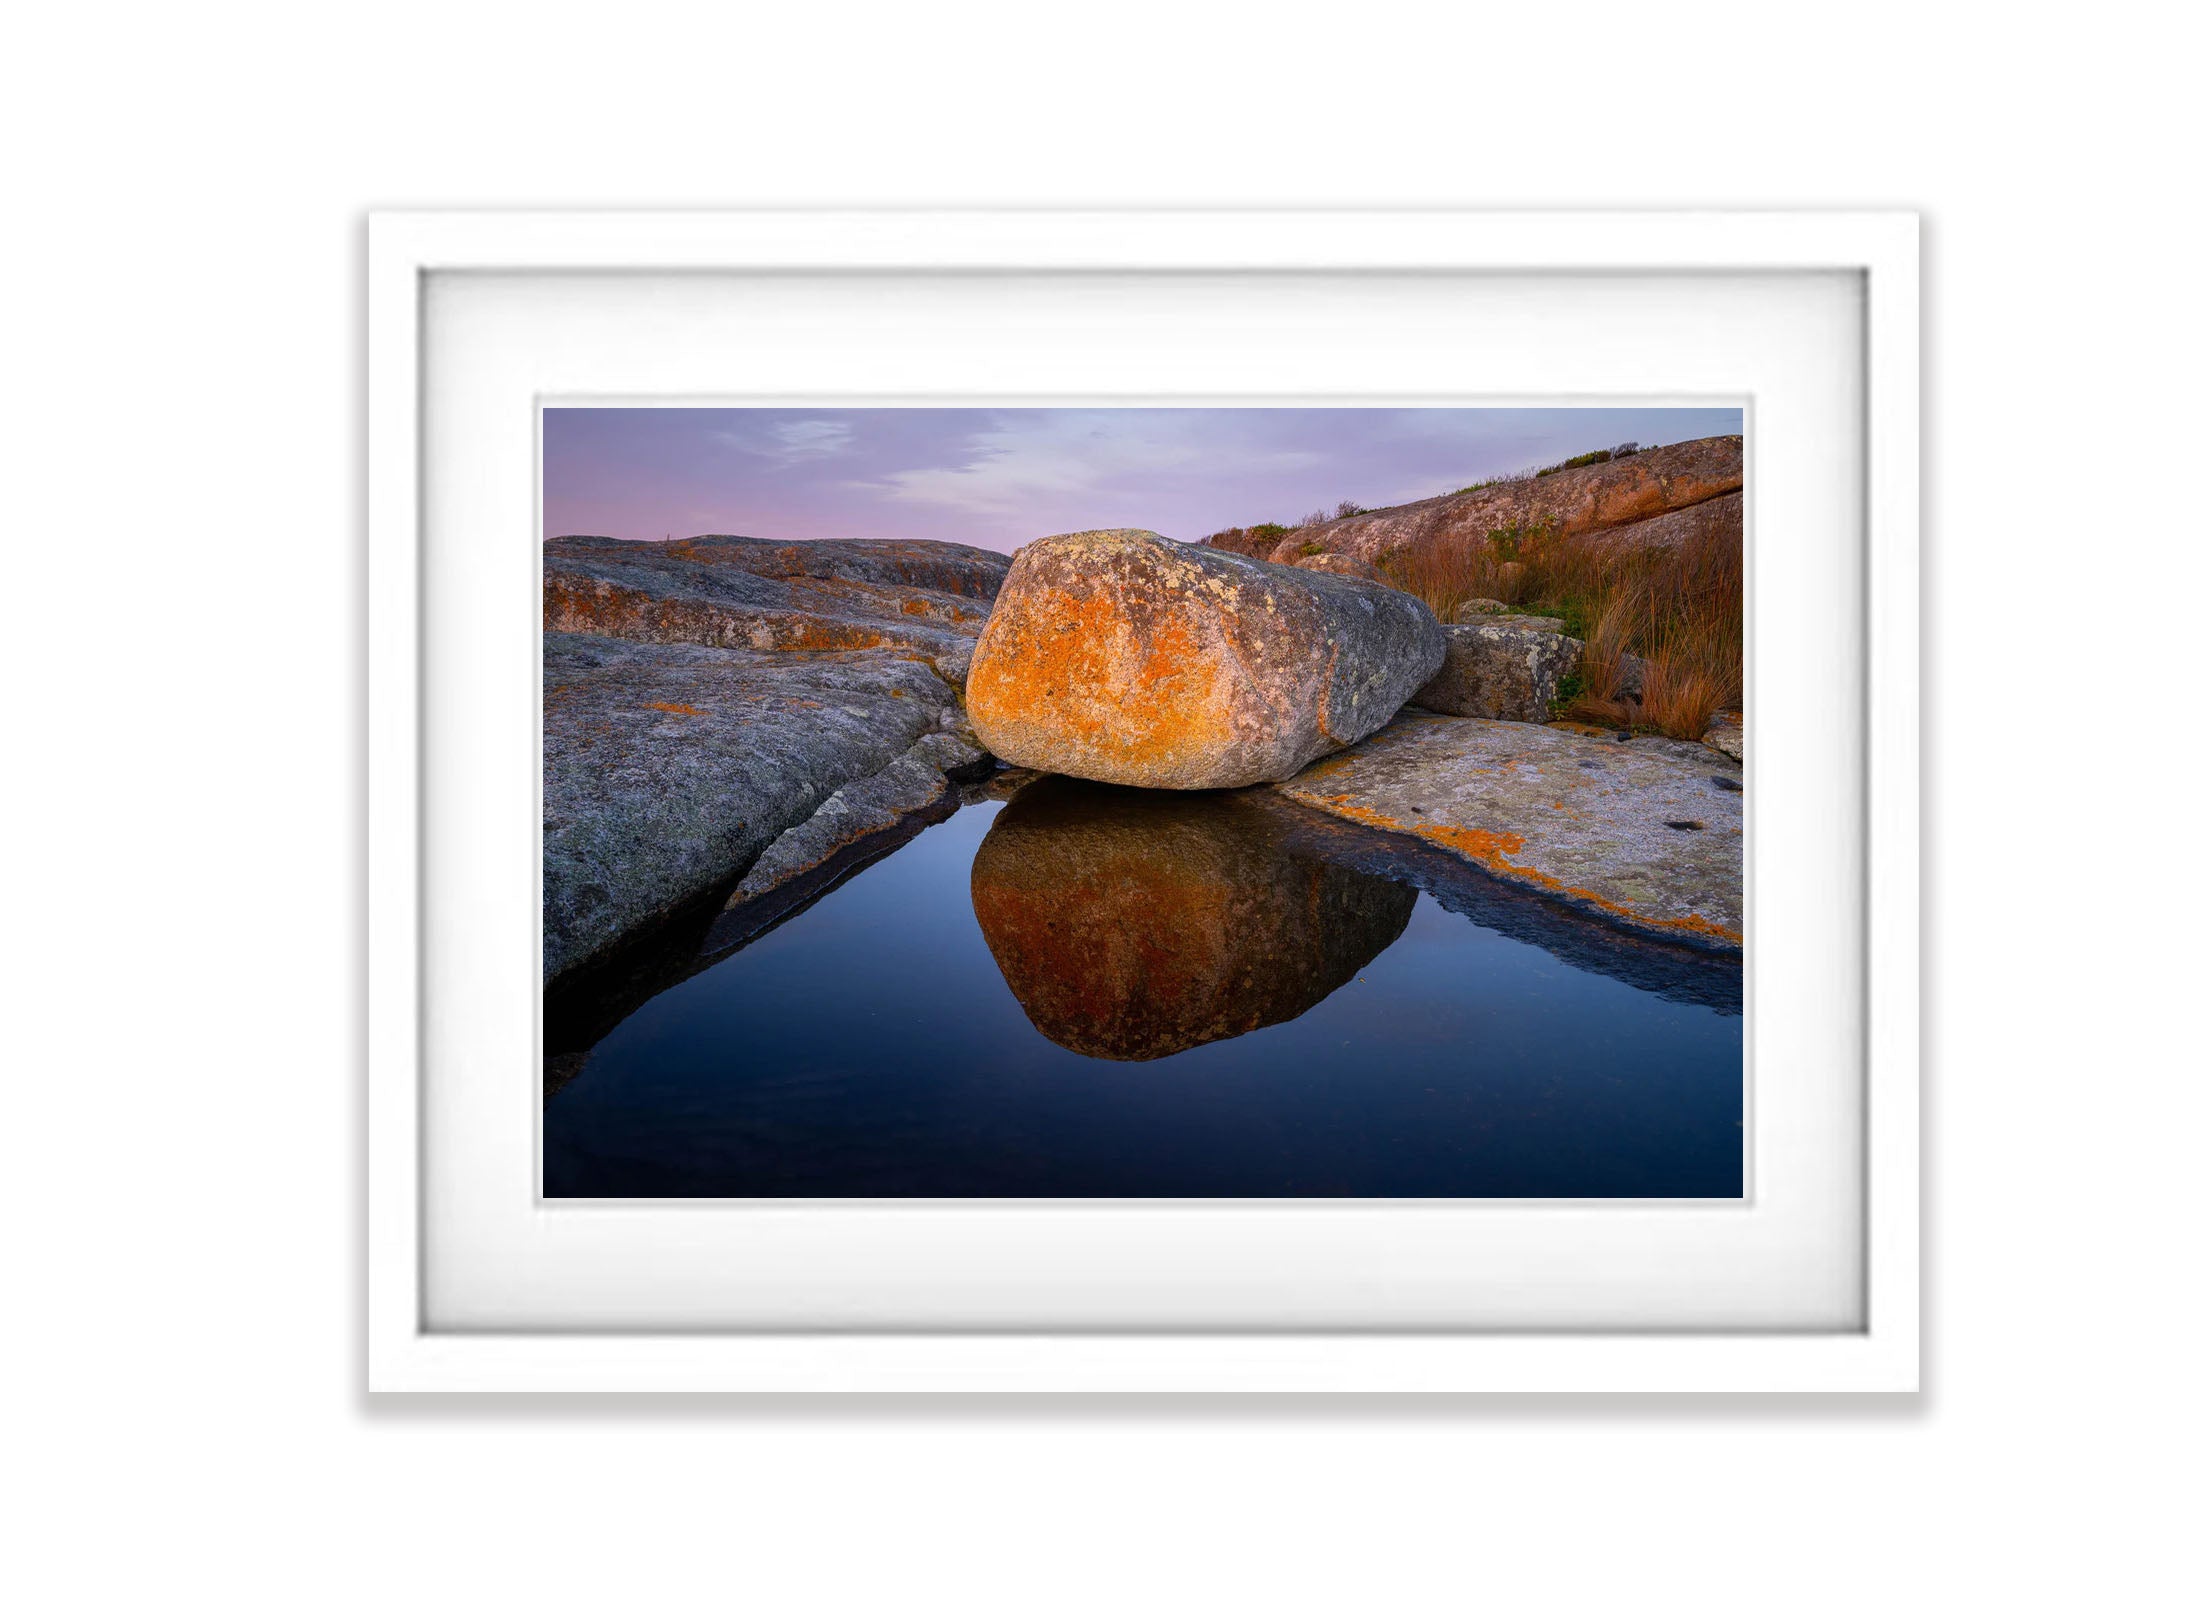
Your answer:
(368, 211), (1917, 1391)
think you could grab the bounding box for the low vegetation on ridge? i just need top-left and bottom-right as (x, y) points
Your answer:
(1208, 443), (1739, 741)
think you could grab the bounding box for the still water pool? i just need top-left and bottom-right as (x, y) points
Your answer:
(545, 779), (1742, 1199)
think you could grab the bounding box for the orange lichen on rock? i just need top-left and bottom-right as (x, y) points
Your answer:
(1302, 792), (1740, 945)
(642, 700), (705, 716)
(967, 581), (1230, 781)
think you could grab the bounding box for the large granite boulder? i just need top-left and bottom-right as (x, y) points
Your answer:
(1276, 712), (1742, 947)
(965, 529), (1445, 788)
(543, 632), (959, 981)
(968, 779), (1416, 1060)
(1411, 616), (1585, 722)
(543, 535), (1012, 687)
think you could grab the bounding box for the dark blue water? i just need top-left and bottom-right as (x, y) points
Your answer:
(546, 783), (1741, 1198)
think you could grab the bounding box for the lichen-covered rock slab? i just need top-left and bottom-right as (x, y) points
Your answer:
(543, 632), (957, 981)
(1411, 617), (1585, 722)
(543, 535), (1011, 686)
(966, 529), (1445, 788)
(1276, 712), (1743, 947)
(968, 778), (1415, 1059)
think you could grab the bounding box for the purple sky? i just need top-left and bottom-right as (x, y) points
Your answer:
(543, 407), (1744, 552)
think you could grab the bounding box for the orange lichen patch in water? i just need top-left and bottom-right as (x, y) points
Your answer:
(643, 701), (705, 716)
(1306, 795), (1740, 946)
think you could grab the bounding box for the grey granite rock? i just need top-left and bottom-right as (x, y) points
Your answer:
(1411, 620), (1585, 722)
(542, 632), (957, 981)
(1275, 711), (1742, 948)
(725, 731), (991, 907)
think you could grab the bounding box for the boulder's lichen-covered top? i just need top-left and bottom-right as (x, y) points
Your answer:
(965, 529), (1445, 789)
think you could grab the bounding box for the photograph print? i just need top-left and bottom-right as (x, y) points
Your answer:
(541, 406), (1745, 1199)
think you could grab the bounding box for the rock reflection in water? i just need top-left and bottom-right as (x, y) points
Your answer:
(969, 778), (1416, 1060)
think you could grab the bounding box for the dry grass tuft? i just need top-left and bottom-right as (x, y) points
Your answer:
(1379, 535), (1487, 623)
(1375, 510), (1741, 738)
(1582, 579), (1642, 701)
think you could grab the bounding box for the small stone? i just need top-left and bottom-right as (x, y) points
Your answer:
(1410, 621), (1585, 723)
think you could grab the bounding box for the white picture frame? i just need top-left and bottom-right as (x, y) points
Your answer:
(368, 210), (1918, 1392)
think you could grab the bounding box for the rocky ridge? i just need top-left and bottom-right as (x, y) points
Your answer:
(1209, 435), (1742, 570)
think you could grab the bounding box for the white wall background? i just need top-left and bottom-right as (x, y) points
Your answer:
(5, 4), (2190, 1596)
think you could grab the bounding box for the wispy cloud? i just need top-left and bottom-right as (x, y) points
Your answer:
(717, 418), (855, 467)
(867, 411), (1318, 526)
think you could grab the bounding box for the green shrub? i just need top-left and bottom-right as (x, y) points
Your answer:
(1518, 594), (1591, 639)
(1487, 515), (1556, 564)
